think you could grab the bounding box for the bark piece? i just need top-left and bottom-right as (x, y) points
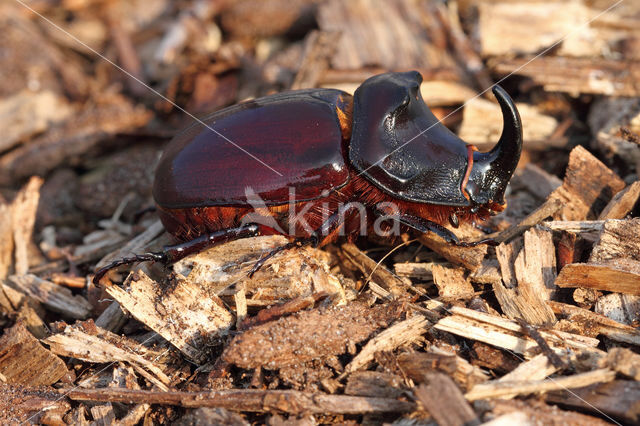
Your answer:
(394, 262), (436, 281)
(546, 380), (640, 424)
(600, 348), (640, 381)
(44, 321), (170, 390)
(7, 274), (91, 319)
(0, 322), (68, 386)
(0, 384), (70, 425)
(176, 408), (249, 426)
(344, 371), (406, 398)
(548, 146), (625, 221)
(589, 218), (640, 263)
(493, 198), (562, 244)
(222, 300), (405, 369)
(594, 293), (640, 325)
(414, 373), (480, 426)
(397, 350), (488, 391)
(291, 31), (340, 90)
(0, 92), (151, 185)
(0, 90), (72, 153)
(105, 270), (234, 364)
(64, 388), (416, 415)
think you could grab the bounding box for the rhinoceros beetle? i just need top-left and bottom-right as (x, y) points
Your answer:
(94, 71), (522, 284)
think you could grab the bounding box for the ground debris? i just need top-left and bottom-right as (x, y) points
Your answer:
(222, 299), (406, 369)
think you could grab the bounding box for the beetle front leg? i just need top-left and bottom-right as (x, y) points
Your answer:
(373, 209), (496, 247)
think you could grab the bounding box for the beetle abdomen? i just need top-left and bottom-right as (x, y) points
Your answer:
(153, 89), (353, 209)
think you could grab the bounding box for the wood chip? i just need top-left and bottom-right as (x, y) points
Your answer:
(589, 218), (640, 263)
(598, 181), (640, 219)
(7, 274), (91, 319)
(546, 380), (640, 423)
(459, 98), (558, 150)
(549, 300), (640, 346)
(548, 146), (625, 221)
(10, 177), (43, 275)
(341, 243), (410, 295)
(466, 369), (615, 401)
(555, 260), (640, 296)
(0, 322), (68, 386)
(105, 270), (234, 363)
(431, 303), (601, 358)
(343, 314), (429, 375)
(222, 300), (406, 369)
(495, 239), (556, 326)
(414, 373), (480, 426)
(397, 350), (488, 391)
(44, 322), (170, 391)
(432, 264), (475, 301)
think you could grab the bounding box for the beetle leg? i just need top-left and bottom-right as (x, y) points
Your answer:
(374, 210), (496, 247)
(93, 223), (260, 285)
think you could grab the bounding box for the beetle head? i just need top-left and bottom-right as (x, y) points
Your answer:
(349, 71), (522, 214)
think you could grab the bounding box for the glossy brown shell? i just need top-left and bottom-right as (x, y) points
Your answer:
(153, 89), (353, 208)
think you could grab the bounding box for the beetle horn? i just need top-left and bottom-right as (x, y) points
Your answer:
(466, 85), (523, 206)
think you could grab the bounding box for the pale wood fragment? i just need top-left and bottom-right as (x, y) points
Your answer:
(600, 348), (640, 381)
(555, 260), (640, 296)
(548, 146), (625, 221)
(420, 223), (488, 272)
(495, 240), (556, 326)
(343, 315), (429, 375)
(594, 293), (640, 325)
(466, 369), (615, 401)
(598, 181), (640, 219)
(548, 300), (640, 346)
(44, 324), (170, 390)
(432, 264), (475, 300)
(105, 270), (233, 363)
(394, 262), (436, 281)
(493, 198), (562, 244)
(90, 404), (116, 425)
(341, 243), (410, 295)
(431, 303), (601, 358)
(10, 177), (43, 275)
(8, 274), (91, 319)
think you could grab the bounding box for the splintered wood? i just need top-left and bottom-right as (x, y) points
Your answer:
(105, 270), (234, 363)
